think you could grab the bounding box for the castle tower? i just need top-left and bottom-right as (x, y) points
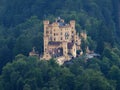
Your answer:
(43, 36), (51, 60)
(70, 20), (75, 29)
(43, 20), (49, 36)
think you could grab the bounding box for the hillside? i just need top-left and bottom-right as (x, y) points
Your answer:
(0, 0), (120, 90)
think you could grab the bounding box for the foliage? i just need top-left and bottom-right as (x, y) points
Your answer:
(0, 55), (118, 90)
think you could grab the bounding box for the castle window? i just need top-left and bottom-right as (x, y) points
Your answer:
(54, 33), (55, 36)
(61, 37), (62, 40)
(61, 32), (62, 35)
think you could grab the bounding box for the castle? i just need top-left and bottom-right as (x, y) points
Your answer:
(42, 18), (87, 64)
(29, 18), (87, 65)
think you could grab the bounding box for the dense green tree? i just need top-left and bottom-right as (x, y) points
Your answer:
(108, 65), (120, 80)
(23, 84), (31, 90)
(108, 65), (120, 90)
(13, 35), (32, 56)
(75, 69), (113, 90)
(100, 57), (111, 76)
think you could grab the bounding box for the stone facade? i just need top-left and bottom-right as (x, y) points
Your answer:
(42, 18), (86, 63)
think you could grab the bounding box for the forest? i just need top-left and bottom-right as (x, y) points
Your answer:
(0, 0), (120, 90)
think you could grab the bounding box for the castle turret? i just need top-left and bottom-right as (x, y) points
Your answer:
(70, 20), (75, 29)
(43, 20), (49, 25)
(43, 20), (49, 36)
